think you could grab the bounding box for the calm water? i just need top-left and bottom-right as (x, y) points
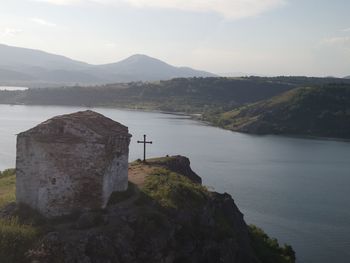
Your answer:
(0, 104), (350, 263)
(0, 86), (28, 91)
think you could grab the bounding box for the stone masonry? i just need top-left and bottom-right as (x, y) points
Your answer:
(16, 110), (131, 217)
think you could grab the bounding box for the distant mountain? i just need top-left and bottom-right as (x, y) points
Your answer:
(345, 76), (350, 79)
(0, 68), (35, 81)
(94, 54), (216, 82)
(208, 84), (350, 139)
(0, 44), (216, 87)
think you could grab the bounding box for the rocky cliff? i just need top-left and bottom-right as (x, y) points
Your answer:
(0, 156), (295, 263)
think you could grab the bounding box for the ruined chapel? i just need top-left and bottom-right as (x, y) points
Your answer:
(16, 110), (131, 217)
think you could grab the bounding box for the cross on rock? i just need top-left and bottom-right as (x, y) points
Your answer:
(137, 134), (152, 162)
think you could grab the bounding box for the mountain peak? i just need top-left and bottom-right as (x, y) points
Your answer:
(0, 44), (216, 86)
(127, 54), (154, 59)
(100, 53), (216, 81)
(118, 54), (170, 66)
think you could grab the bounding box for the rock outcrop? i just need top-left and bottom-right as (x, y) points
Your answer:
(0, 156), (295, 263)
(147, 155), (202, 184)
(22, 156), (258, 263)
(27, 193), (258, 263)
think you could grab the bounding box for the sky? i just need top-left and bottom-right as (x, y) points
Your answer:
(0, 0), (349, 77)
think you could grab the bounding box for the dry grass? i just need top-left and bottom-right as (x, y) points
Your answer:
(0, 169), (16, 208)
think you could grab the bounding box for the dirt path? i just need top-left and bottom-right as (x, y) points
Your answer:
(128, 163), (156, 188)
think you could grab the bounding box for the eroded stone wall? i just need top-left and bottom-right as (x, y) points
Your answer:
(16, 131), (130, 217)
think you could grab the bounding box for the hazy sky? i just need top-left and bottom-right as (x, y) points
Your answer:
(0, 0), (349, 76)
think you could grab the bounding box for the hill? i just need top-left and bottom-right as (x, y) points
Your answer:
(0, 77), (299, 112)
(0, 156), (295, 263)
(91, 54), (217, 82)
(206, 84), (350, 139)
(2, 76), (350, 113)
(0, 44), (215, 87)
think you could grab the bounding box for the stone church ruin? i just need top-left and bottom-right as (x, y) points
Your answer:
(16, 110), (131, 217)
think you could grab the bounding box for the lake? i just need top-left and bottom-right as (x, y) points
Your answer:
(0, 104), (350, 263)
(0, 86), (28, 91)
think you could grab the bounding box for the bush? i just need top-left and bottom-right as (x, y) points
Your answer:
(142, 168), (209, 209)
(0, 217), (39, 262)
(0, 169), (16, 208)
(0, 169), (15, 178)
(249, 225), (296, 263)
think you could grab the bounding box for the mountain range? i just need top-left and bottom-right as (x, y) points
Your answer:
(0, 44), (216, 87)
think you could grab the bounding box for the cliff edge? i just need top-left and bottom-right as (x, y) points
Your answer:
(0, 156), (295, 263)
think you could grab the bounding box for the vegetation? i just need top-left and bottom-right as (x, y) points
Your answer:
(205, 84), (350, 139)
(0, 169), (16, 208)
(0, 77), (301, 112)
(0, 217), (39, 263)
(0, 169), (40, 262)
(244, 76), (350, 87)
(0, 162), (295, 262)
(2, 76), (349, 113)
(2, 76), (350, 139)
(142, 168), (209, 209)
(133, 160), (295, 262)
(249, 225), (295, 263)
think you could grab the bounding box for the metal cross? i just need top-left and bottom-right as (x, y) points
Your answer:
(137, 134), (152, 162)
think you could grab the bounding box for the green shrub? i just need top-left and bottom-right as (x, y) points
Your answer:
(142, 168), (209, 209)
(0, 217), (39, 262)
(0, 169), (16, 208)
(0, 169), (15, 178)
(249, 225), (295, 263)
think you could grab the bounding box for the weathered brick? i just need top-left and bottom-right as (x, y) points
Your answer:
(16, 110), (131, 217)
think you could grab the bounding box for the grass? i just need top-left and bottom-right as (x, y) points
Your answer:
(0, 169), (16, 208)
(203, 87), (312, 131)
(0, 169), (41, 262)
(265, 88), (305, 107)
(141, 168), (209, 210)
(0, 217), (39, 262)
(0, 164), (295, 263)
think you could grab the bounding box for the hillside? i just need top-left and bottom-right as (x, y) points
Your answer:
(2, 76), (350, 112)
(0, 156), (295, 263)
(206, 84), (350, 139)
(244, 76), (350, 86)
(0, 44), (215, 87)
(2, 76), (350, 140)
(0, 77), (299, 112)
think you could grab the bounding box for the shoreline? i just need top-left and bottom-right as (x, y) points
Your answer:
(1, 102), (349, 143)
